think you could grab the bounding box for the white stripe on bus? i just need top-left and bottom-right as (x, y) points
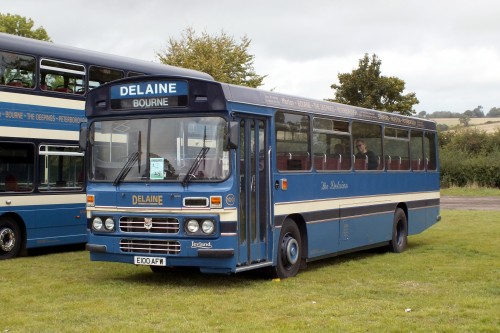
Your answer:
(0, 194), (86, 207)
(0, 91), (85, 110)
(274, 191), (440, 215)
(0, 126), (78, 140)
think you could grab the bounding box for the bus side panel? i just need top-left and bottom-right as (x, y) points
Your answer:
(27, 203), (87, 247)
(306, 220), (340, 259)
(338, 212), (393, 251)
(408, 205), (440, 235)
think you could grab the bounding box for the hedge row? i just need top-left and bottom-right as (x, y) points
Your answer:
(440, 150), (500, 188)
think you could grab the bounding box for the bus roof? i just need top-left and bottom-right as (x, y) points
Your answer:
(0, 32), (213, 81)
(223, 83), (437, 131)
(86, 74), (436, 131)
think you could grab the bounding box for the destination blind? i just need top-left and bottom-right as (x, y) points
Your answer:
(110, 80), (188, 110)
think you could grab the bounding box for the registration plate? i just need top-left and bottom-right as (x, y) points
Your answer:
(134, 256), (166, 266)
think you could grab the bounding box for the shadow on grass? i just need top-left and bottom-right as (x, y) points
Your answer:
(112, 244), (424, 286)
(26, 243), (86, 257)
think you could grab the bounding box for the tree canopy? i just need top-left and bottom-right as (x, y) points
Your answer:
(156, 28), (265, 88)
(0, 13), (51, 41)
(328, 53), (418, 116)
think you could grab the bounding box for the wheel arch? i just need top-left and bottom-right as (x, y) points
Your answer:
(284, 213), (308, 266)
(0, 212), (27, 250)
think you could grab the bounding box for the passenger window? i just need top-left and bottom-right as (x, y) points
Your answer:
(424, 132), (438, 171)
(352, 122), (382, 171)
(40, 59), (85, 94)
(384, 127), (410, 171)
(0, 51), (36, 89)
(275, 111), (310, 171)
(38, 145), (84, 191)
(89, 66), (124, 90)
(410, 130), (424, 171)
(313, 117), (351, 171)
(0, 142), (35, 192)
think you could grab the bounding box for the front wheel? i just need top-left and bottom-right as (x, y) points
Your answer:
(389, 208), (408, 253)
(271, 219), (302, 278)
(0, 218), (23, 259)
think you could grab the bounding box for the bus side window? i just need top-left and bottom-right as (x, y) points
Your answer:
(424, 132), (438, 170)
(0, 142), (35, 192)
(384, 127), (410, 171)
(0, 50), (36, 89)
(40, 58), (85, 94)
(88, 66), (124, 91)
(38, 145), (84, 191)
(352, 122), (382, 171)
(275, 111), (311, 171)
(410, 130), (424, 171)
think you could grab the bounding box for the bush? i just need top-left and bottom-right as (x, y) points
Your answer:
(439, 128), (500, 188)
(440, 150), (500, 188)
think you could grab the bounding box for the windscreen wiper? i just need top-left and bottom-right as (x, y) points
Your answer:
(113, 151), (140, 186)
(181, 147), (210, 187)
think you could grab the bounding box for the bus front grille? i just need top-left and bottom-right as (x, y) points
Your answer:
(120, 239), (181, 254)
(119, 217), (179, 234)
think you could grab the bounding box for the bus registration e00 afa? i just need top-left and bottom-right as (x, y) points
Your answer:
(82, 74), (440, 278)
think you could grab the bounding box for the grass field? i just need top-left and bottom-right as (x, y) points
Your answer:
(1, 210), (499, 332)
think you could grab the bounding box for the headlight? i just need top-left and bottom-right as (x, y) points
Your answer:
(104, 218), (115, 231)
(92, 217), (103, 231)
(201, 220), (215, 234)
(186, 219), (199, 233)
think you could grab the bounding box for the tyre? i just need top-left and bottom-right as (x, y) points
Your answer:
(0, 218), (23, 259)
(389, 208), (408, 253)
(272, 218), (302, 278)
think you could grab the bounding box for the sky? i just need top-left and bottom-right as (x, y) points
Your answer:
(2, 0), (500, 114)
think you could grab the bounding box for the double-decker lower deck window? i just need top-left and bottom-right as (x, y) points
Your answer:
(0, 142), (34, 192)
(38, 145), (84, 191)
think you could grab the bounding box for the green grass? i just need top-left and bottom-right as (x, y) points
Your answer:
(441, 186), (500, 196)
(1, 210), (499, 332)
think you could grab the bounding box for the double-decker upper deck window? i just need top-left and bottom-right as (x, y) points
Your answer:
(312, 117), (351, 171)
(275, 111), (311, 171)
(40, 58), (85, 94)
(89, 66), (124, 90)
(0, 51), (36, 89)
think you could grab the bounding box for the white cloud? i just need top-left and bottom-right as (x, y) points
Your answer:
(2, 0), (500, 112)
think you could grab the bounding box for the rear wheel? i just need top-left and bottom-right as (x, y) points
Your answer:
(271, 218), (302, 278)
(389, 208), (408, 253)
(0, 218), (23, 259)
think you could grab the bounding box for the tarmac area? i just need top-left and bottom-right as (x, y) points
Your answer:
(440, 196), (500, 210)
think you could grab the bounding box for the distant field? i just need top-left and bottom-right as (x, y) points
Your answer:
(432, 117), (500, 132)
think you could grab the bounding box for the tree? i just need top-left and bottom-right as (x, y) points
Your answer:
(0, 13), (51, 41)
(328, 53), (419, 116)
(459, 114), (471, 127)
(156, 27), (265, 87)
(486, 107), (500, 117)
(464, 105), (484, 118)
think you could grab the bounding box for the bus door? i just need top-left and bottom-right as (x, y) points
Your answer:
(237, 117), (269, 266)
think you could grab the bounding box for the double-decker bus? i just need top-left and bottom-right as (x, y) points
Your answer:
(0, 33), (212, 259)
(82, 75), (440, 278)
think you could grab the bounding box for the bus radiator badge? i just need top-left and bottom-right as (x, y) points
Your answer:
(144, 218), (153, 230)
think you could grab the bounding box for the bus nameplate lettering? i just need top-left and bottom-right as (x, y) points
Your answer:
(110, 80), (188, 110)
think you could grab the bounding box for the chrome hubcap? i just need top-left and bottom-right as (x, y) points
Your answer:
(0, 228), (15, 252)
